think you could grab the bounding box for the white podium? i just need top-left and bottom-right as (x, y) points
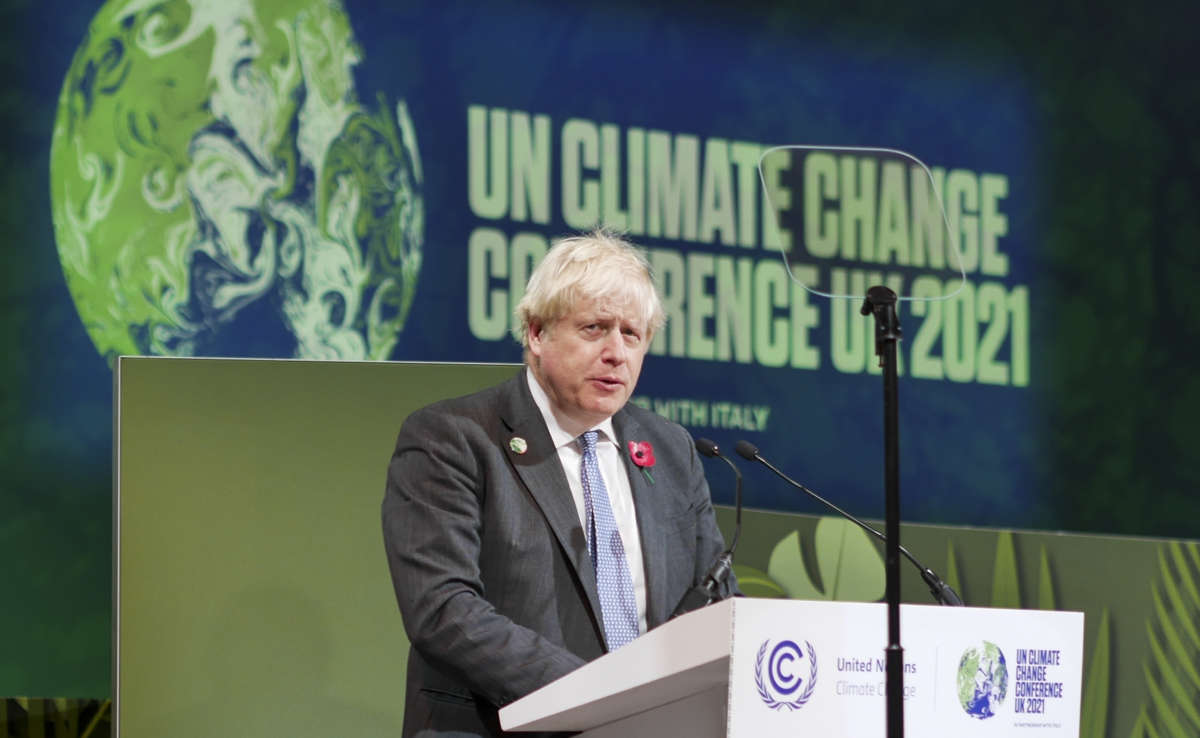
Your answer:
(500, 598), (1083, 737)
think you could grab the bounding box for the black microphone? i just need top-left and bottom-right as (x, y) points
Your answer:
(695, 438), (742, 556)
(670, 438), (743, 619)
(734, 441), (964, 607)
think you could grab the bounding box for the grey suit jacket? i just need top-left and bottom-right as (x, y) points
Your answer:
(382, 371), (731, 737)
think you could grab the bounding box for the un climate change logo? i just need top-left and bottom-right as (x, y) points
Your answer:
(754, 639), (817, 711)
(957, 641), (1009, 719)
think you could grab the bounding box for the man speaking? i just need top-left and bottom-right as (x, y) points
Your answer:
(382, 230), (733, 737)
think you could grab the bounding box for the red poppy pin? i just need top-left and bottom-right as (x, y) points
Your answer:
(628, 441), (655, 484)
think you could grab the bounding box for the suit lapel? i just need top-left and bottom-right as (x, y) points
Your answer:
(498, 374), (605, 633)
(613, 410), (670, 628)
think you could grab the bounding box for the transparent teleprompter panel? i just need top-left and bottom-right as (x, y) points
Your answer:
(758, 146), (965, 303)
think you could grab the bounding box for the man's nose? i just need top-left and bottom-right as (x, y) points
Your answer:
(600, 330), (627, 363)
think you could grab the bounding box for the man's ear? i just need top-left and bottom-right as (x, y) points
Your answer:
(527, 321), (545, 355)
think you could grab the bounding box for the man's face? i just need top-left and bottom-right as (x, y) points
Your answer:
(528, 295), (649, 432)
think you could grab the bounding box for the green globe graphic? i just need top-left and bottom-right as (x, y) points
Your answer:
(957, 641), (1008, 719)
(50, 0), (423, 362)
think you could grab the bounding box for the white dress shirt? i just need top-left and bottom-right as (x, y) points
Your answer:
(526, 368), (648, 635)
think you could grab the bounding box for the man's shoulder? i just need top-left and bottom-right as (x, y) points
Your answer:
(618, 399), (664, 426)
(400, 370), (523, 430)
(617, 401), (691, 446)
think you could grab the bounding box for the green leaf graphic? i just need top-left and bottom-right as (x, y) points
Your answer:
(765, 518), (886, 601)
(80, 700), (111, 738)
(1142, 662), (1190, 738)
(1171, 543), (1200, 613)
(1145, 613), (1200, 729)
(1133, 541), (1200, 737)
(945, 539), (964, 602)
(1129, 704), (1159, 738)
(1149, 568), (1200, 691)
(52, 698), (78, 737)
(1037, 545), (1057, 610)
(1158, 546), (1200, 652)
(731, 564), (787, 598)
(1080, 608), (1110, 738)
(990, 530), (1021, 608)
(767, 530), (823, 599)
(814, 516), (885, 602)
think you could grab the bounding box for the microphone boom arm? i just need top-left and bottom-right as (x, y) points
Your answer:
(734, 441), (963, 607)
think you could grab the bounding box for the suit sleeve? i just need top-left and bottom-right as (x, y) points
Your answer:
(381, 405), (586, 707)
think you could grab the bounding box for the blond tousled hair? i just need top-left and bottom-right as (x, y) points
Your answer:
(513, 230), (666, 347)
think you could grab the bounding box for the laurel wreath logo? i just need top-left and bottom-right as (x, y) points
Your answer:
(755, 639), (818, 711)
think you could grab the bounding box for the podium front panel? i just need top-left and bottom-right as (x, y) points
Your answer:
(727, 599), (1083, 737)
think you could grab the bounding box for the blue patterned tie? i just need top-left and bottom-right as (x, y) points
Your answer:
(579, 430), (639, 650)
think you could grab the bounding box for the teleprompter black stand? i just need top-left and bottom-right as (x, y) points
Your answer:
(860, 285), (904, 738)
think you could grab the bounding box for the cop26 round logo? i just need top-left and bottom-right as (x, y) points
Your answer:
(957, 641), (1009, 719)
(754, 639), (817, 710)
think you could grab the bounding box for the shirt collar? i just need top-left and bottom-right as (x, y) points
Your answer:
(526, 367), (616, 450)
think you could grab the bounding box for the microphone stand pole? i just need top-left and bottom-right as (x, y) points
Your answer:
(861, 285), (903, 738)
